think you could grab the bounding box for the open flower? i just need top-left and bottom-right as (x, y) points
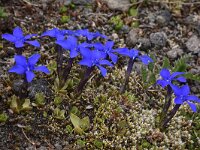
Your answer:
(79, 49), (113, 77)
(41, 28), (71, 41)
(9, 54), (50, 82)
(171, 85), (200, 112)
(2, 26), (40, 48)
(75, 29), (107, 41)
(116, 48), (153, 65)
(157, 68), (186, 88)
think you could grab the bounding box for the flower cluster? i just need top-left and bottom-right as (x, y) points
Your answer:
(2, 26), (199, 130)
(156, 68), (200, 129)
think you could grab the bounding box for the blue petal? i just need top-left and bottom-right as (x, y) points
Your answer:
(25, 40), (40, 47)
(174, 96), (183, 104)
(9, 65), (26, 74)
(26, 71), (35, 82)
(160, 68), (171, 80)
(28, 54), (40, 66)
(13, 26), (24, 38)
(115, 48), (129, 56)
(15, 41), (24, 48)
(2, 33), (17, 42)
(56, 40), (69, 50)
(92, 42), (104, 51)
(171, 84), (181, 96)
(99, 60), (113, 67)
(175, 76), (186, 83)
(156, 79), (168, 88)
(92, 50), (104, 60)
(186, 95), (200, 102)
(187, 102), (197, 112)
(70, 49), (79, 58)
(24, 34), (37, 40)
(34, 66), (50, 74)
(97, 65), (107, 77)
(171, 72), (184, 79)
(79, 58), (92, 67)
(80, 48), (91, 58)
(41, 28), (58, 37)
(14, 55), (27, 66)
(139, 55), (153, 65)
(108, 53), (118, 64)
(129, 49), (139, 59)
(67, 36), (77, 48)
(105, 41), (114, 50)
(180, 85), (190, 96)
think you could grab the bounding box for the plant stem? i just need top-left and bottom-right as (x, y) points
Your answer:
(16, 48), (23, 55)
(161, 104), (181, 129)
(56, 44), (63, 82)
(75, 66), (94, 95)
(59, 58), (74, 88)
(120, 58), (134, 93)
(160, 85), (172, 122)
(19, 76), (28, 99)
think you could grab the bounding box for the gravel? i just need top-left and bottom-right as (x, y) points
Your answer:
(186, 35), (200, 53)
(150, 32), (167, 48)
(103, 0), (131, 12)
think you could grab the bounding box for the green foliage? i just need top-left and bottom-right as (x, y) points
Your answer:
(0, 113), (8, 122)
(70, 113), (90, 135)
(172, 54), (191, 72)
(109, 15), (124, 31)
(65, 125), (73, 134)
(59, 6), (67, 14)
(0, 7), (7, 18)
(129, 7), (138, 17)
(61, 15), (70, 23)
(162, 57), (171, 69)
(184, 73), (200, 83)
(54, 96), (63, 106)
(93, 139), (103, 149)
(33, 92), (46, 107)
(53, 107), (65, 120)
(76, 139), (86, 148)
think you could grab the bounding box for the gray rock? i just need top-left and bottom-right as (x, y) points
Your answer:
(150, 32), (167, 47)
(156, 10), (171, 26)
(54, 143), (62, 150)
(167, 49), (177, 59)
(126, 29), (139, 47)
(72, 0), (94, 5)
(103, 0), (131, 12)
(138, 38), (151, 51)
(28, 79), (52, 99)
(12, 79), (24, 94)
(186, 35), (200, 53)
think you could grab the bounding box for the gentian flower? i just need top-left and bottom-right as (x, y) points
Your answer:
(116, 48), (153, 65)
(94, 41), (118, 64)
(79, 49), (113, 77)
(2, 26), (40, 48)
(9, 54), (50, 82)
(157, 68), (186, 88)
(171, 85), (200, 112)
(75, 29), (107, 41)
(41, 28), (70, 41)
(56, 36), (80, 58)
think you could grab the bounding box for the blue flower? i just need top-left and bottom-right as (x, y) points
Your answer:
(171, 85), (200, 112)
(75, 29), (107, 41)
(2, 26), (40, 48)
(9, 54), (50, 82)
(116, 48), (153, 65)
(96, 41), (118, 64)
(157, 68), (186, 88)
(79, 49), (113, 77)
(41, 28), (72, 40)
(55, 36), (80, 58)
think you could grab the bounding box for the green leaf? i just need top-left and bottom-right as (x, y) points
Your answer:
(184, 73), (200, 83)
(0, 113), (8, 122)
(54, 96), (63, 106)
(21, 99), (32, 111)
(80, 116), (90, 131)
(172, 54), (191, 72)
(129, 7), (138, 17)
(76, 139), (86, 147)
(141, 67), (148, 83)
(53, 107), (65, 120)
(10, 95), (20, 114)
(162, 57), (171, 69)
(35, 92), (45, 107)
(70, 113), (81, 128)
(94, 140), (103, 149)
